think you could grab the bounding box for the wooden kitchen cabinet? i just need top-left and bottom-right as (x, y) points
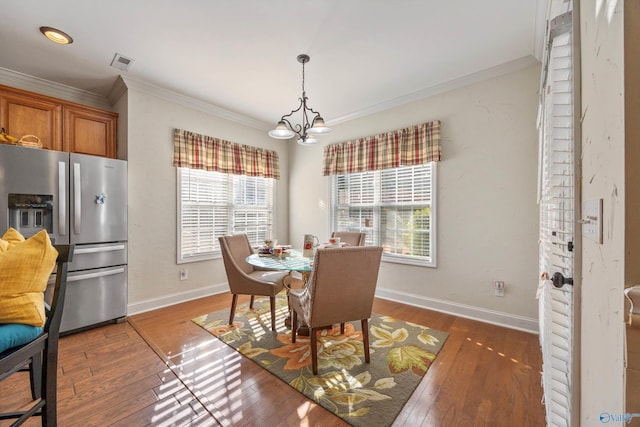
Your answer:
(0, 88), (63, 150)
(63, 106), (117, 158)
(0, 84), (117, 158)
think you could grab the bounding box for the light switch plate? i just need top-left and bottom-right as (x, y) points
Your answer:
(582, 199), (603, 243)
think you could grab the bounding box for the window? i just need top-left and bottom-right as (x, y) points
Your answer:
(177, 167), (274, 263)
(331, 163), (436, 267)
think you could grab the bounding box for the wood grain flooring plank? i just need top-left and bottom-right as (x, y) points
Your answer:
(57, 372), (164, 421)
(1, 292), (545, 426)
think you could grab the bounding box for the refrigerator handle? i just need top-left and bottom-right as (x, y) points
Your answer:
(67, 267), (126, 282)
(74, 162), (81, 234)
(74, 244), (126, 254)
(58, 161), (66, 235)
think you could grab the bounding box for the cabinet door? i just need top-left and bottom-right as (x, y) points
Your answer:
(0, 92), (62, 150)
(63, 107), (117, 158)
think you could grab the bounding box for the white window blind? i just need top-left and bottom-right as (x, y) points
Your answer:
(331, 163), (436, 267)
(540, 28), (574, 282)
(177, 167), (274, 263)
(538, 13), (575, 427)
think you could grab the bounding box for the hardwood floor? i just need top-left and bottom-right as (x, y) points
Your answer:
(1, 290), (545, 426)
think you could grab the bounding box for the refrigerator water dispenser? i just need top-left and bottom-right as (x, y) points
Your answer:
(7, 193), (54, 238)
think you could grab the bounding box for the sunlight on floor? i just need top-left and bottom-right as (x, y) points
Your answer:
(247, 306), (291, 338)
(159, 328), (266, 425)
(145, 304), (330, 426)
(466, 336), (531, 368)
(296, 401), (314, 426)
(150, 367), (205, 426)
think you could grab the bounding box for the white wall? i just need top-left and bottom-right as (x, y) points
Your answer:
(123, 84), (289, 312)
(289, 64), (541, 329)
(579, 0), (626, 422)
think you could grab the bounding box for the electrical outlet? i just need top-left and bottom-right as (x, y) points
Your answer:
(494, 280), (505, 297)
(179, 269), (188, 281)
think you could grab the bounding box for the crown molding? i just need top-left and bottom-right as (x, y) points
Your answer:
(1, 54), (543, 133)
(108, 75), (128, 105)
(115, 75), (271, 132)
(0, 67), (113, 110)
(327, 55), (541, 127)
(533, 0), (549, 61)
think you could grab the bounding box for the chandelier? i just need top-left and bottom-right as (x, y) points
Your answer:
(268, 54), (332, 145)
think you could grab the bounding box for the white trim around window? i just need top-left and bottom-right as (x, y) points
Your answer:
(176, 167), (275, 264)
(330, 163), (437, 268)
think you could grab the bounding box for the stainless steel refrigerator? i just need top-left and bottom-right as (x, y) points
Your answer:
(0, 144), (127, 333)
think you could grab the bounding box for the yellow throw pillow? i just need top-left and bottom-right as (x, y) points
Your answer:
(0, 228), (58, 327)
(2, 227), (26, 246)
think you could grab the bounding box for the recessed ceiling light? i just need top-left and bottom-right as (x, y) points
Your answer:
(39, 26), (73, 45)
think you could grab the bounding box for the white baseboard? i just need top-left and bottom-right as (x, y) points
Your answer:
(127, 283), (539, 334)
(127, 283), (229, 316)
(375, 287), (539, 334)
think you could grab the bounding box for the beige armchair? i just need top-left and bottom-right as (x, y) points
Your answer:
(219, 234), (289, 331)
(288, 246), (383, 374)
(330, 231), (366, 246)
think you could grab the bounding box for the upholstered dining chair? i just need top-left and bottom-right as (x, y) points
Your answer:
(219, 234), (289, 331)
(289, 246), (383, 374)
(0, 244), (74, 427)
(330, 231), (366, 246)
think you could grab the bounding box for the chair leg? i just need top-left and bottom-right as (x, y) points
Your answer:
(30, 351), (43, 400)
(249, 295), (255, 309)
(269, 296), (277, 331)
(43, 343), (59, 427)
(229, 294), (238, 325)
(311, 328), (318, 375)
(340, 323), (345, 334)
(291, 310), (297, 343)
(362, 319), (370, 363)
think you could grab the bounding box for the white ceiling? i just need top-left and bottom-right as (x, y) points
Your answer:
(2, 0), (546, 129)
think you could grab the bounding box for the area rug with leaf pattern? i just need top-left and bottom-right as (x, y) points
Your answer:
(192, 293), (449, 427)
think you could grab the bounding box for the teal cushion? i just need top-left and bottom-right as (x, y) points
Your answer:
(0, 323), (43, 353)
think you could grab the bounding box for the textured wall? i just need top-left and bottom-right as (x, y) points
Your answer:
(124, 87), (289, 308)
(289, 64), (541, 324)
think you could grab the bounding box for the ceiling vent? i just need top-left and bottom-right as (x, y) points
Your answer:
(110, 53), (135, 72)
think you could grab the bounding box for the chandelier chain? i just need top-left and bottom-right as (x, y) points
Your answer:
(301, 59), (305, 94)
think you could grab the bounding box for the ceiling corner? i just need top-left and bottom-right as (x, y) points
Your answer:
(108, 75), (128, 105)
(533, 0), (550, 61)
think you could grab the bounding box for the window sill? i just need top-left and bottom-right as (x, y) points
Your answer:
(381, 253), (436, 268)
(177, 253), (222, 264)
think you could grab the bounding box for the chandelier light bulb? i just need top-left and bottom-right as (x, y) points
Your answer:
(297, 136), (319, 146)
(307, 116), (332, 135)
(268, 121), (296, 139)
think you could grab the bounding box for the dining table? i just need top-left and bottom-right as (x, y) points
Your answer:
(245, 248), (313, 335)
(245, 248), (313, 284)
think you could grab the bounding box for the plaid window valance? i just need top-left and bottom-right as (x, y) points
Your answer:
(173, 129), (280, 179)
(322, 120), (441, 176)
